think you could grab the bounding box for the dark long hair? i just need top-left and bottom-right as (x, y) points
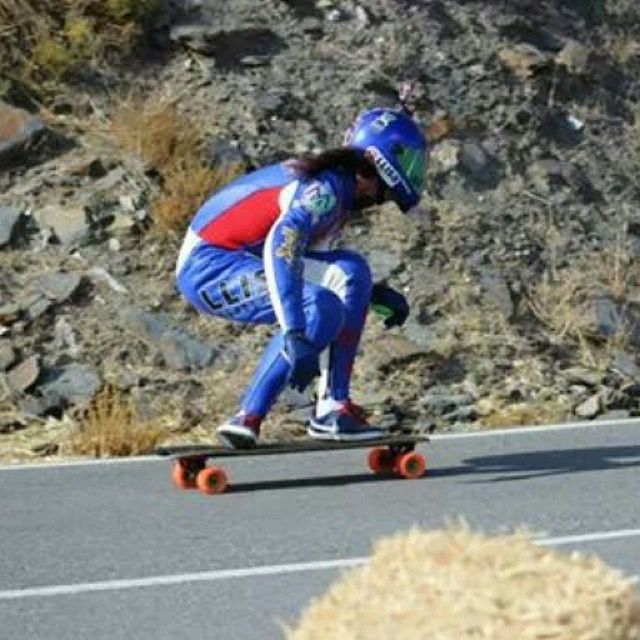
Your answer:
(287, 148), (377, 179)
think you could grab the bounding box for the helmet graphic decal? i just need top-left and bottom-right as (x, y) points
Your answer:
(344, 106), (428, 212)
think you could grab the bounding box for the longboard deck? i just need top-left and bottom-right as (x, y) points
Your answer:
(156, 434), (428, 460)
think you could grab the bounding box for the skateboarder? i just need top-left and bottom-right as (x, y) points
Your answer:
(176, 106), (428, 448)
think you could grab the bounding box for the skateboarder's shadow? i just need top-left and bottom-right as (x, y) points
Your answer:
(432, 444), (640, 483)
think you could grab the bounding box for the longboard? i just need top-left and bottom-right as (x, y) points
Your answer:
(156, 435), (429, 496)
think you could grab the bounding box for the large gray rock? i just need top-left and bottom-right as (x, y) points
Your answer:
(37, 364), (101, 409)
(122, 308), (216, 370)
(0, 101), (48, 169)
(37, 272), (84, 305)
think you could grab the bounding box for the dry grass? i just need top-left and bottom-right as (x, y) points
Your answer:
(70, 385), (170, 457)
(480, 397), (572, 428)
(0, 0), (160, 89)
(528, 229), (640, 367)
(110, 94), (244, 236)
(287, 525), (640, 640)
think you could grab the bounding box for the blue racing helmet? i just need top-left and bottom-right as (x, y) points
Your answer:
(344, 108), (428, 212)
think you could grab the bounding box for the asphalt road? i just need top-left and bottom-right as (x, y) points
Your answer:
(1, 420), (639, 640)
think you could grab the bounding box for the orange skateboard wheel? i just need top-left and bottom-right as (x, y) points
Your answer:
(396, 452), (426, 479)
(196, 466), (229, 495)
(367, 447), (395, 474)
(171, 460), (201, 490)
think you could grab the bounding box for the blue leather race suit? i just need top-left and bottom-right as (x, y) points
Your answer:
(176, 161), (373, 418)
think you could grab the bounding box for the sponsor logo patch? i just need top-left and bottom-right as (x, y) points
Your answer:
(275, 226), (302, 263)
(365, 146), (403, 188)
(299, 181), (337, 220)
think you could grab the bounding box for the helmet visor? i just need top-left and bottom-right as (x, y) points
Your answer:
(396, 145), (426, 195)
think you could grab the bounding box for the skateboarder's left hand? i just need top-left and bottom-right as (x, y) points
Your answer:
(283, 330), (321, 392)
(370, 283), (409, 328)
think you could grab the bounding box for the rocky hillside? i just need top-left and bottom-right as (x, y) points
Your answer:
(1, 0), (640, 461)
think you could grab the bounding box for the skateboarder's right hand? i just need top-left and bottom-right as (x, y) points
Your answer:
(283, 330), (320, 392)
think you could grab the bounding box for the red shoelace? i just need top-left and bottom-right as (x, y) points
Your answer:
(339, 400), (369, 425)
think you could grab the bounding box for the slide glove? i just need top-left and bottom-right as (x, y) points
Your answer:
(283, 330), (321, 392)
(370, 283), (410, 328)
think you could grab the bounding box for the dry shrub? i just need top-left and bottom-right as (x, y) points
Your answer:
(152, 159), (240, 236)
(110, 96), (201, 171)
(70, 385), (169, 457)
(110, 94), (244, 236)
(0, 0), (161, 86)
(287, 525), (640, 640)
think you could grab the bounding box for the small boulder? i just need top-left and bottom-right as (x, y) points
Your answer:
(6, 355), (40, 393)
(555, 40), (589, 74)
(203, 137), (248, 171)
(422, 388), (475, 414)
(563, 367), (602, 388)
(0, 207), (24, 248)
(169, 23), (225, 55)
(0, 303), (20, 325)
(458, 142), (503, 188)
(122, 308), (216, 370)
(37, 272), (84, 305)
(0, 100), (48, 169)
(37, 363), (101, 409)
(365, 334), (427, 373)
(574, 393), (601, 419)
(430, 139), (460, 173)
(498, 44), (550, 80)
(613, 352), (640, 380)
(0, 340), (16, 371)
(33, 205), (89, 246)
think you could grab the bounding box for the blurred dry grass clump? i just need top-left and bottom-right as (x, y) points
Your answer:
(288, 525), (640, 640)
(528, 229), (640, 367)
(0, 0), (161, 90)
(70, 384), (169, 456)
(110, 94), (244, 236)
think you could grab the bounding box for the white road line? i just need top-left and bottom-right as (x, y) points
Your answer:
(1, 528), (639, 601)
(1, 417), (639, 472)
(0, 558), (367, 601)
(537, 528), (640, 546)
(430, 417), (640, 441)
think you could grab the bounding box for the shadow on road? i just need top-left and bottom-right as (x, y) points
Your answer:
(214, 445), (640, 494)
(431, 445), (640, 483)
(225, 472), (424, 494)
